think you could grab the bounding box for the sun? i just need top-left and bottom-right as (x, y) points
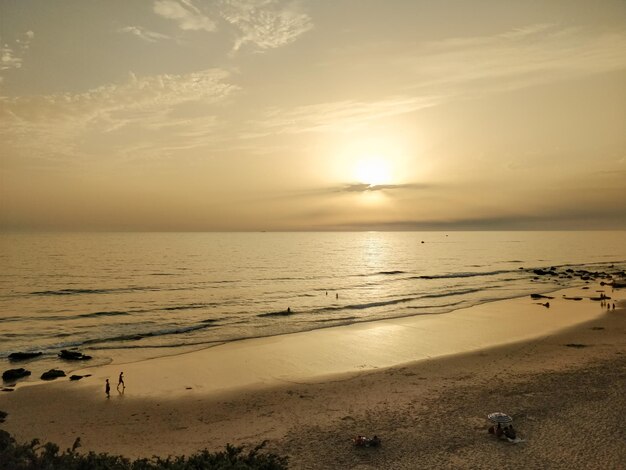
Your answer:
(354, 156), (392, 186)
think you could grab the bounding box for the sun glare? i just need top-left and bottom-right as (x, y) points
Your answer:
(355, 156), (392, 186)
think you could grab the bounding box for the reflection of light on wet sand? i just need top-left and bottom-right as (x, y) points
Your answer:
(74, 284), (620, 398)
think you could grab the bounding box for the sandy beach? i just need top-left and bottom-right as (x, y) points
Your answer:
(1, 284), (625, 469)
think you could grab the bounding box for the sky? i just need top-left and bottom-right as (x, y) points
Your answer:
(1, 0), (625, 231)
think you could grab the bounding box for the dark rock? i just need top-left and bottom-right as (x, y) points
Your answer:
(69, 374), (91, 381)
(1, 388), (14, 392)
(0, 410), (6, 423)
(41, 369), (66, 380)
(533, 269), (550, 276)
(530, 293), (554, 300)
(59, 350), (92, 361)
(8, 352), (43, 361)
(565, 343), (588, 348)
(2, 368), (31, 382)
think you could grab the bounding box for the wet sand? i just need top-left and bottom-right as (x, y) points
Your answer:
(1, 284), (624, 468)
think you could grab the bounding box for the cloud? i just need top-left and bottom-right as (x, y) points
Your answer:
(410, 24), (626, 94)
(1, 30), (35, 72)
(339, 183), (428, 193)
(0, 68), (238, 162)
(118, 26), (173, 43)
(154, 0), (216, 32)
(220, 0), (313, 51)
(248, 94), (444, 136)
(243, 24), (626, 137)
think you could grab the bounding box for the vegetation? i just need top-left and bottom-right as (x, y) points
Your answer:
(0, 429), (288, 469)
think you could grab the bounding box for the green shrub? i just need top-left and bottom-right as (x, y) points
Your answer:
(0, 430), (288, 469)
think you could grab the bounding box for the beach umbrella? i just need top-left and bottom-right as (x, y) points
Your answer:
(487, 412), (513, 425)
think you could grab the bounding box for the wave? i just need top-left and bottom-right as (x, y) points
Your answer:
(77, 310), (129, 318)
(258, 309), (296, 318)
(357, 270), (406, 277)
(312, 316), (358, 323)
(318, 296), (417, 312)
(410, 269), (511, 280)
(163, 302), (219, 311)
(29, 287), (156, 296)
(421, 288), (485, 298)
(80, 322), (220, 346)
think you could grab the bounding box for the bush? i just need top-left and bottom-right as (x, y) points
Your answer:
(0, 430), (288, 469)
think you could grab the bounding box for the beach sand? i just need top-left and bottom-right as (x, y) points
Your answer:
(1, 284), (624, 469)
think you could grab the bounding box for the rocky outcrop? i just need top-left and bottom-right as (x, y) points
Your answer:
(8, 352), (42, 361)
(59, 350), (92, 361)
(69, 374), (91, 381)
(2, 368), (31, 382)
(41, 369), (66, 380)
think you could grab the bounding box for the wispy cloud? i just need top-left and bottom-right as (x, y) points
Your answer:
(339, 183), (428, 193)
(220, 0), (313, 51)
(249, 95), (444, 136)
(154, 0), (216, 32)
(244, 24), (626, 136)
(0, 68), (238, 163)
(410, 24), (626, 94)
(118, 26), (173, 43)
(1, 30), (35, 72)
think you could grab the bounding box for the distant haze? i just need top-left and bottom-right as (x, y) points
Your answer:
(1, 0), (625, 231)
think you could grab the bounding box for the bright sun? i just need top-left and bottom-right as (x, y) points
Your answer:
(354, 156), (392, 186)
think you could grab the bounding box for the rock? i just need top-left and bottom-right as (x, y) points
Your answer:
(8, 352), (43, 361)
(59, 350), (92, 361)
(41, 369), (66, 381)
(2, 368), (31, 382)
(1, 388), (14, 392)
(69, 374), (91, 381)
(0, 410), (7, 423)
(530, 293), (554, 300)
(533, 269), (550, 276)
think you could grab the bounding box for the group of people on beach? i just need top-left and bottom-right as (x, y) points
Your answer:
(598, 292), (616, 310)
(353, 435), (381, 447)
(105, 372), (125, 398)
(488, 423), (516, 441)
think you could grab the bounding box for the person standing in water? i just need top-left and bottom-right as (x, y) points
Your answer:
(105, 379), (110, 398)
(117, 372), (125, 392)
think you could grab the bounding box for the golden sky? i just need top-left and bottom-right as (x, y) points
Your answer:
(1, 0), (625, 231)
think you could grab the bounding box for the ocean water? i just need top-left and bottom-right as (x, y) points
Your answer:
(0, 231), (624, 364)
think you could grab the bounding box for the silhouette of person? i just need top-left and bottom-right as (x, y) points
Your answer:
(105, 379), (110, 398)
(336, 293), (339, 299)
(117, 372), (125, 392)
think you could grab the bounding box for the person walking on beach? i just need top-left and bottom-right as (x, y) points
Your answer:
(117, 372), (125, 392)
(105, 379), (110, 398)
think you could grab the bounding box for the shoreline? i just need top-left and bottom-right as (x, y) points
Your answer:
(75, 283), (623, 396)
(1, 283), (624, 467)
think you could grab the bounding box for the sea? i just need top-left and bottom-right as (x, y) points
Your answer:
(1, 231), (625, 367)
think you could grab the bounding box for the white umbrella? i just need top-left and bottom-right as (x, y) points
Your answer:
(488, 412), (513, 425)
